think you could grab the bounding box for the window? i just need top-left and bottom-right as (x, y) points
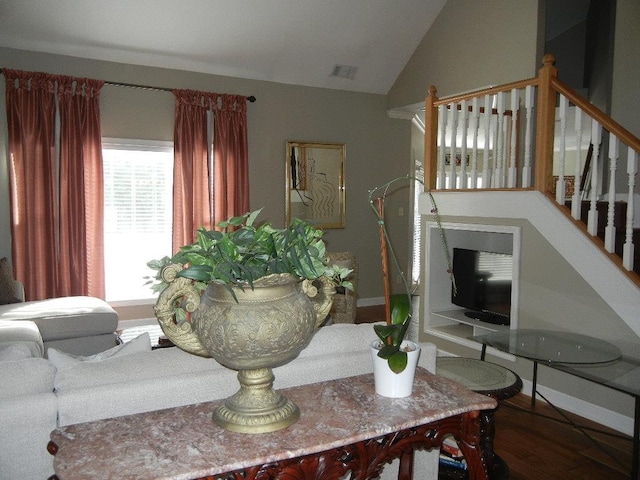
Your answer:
(102, 139), (173, 302)
(411, 158), (424, 287)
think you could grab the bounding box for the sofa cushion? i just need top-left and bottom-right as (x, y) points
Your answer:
(0, 357), (56, 398)
(48, 332), (151, 371)
(0, 296), (118, 340)
(0, 257), (20, 305)
(0, 319), (44, 357)
(0, 343), (34, 361)
(54, 345), (223, 393)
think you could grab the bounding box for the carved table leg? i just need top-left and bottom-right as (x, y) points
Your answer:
(397, 449), (414, 480)
(455, 411), (490, 480)
(47, 440), (60, 480)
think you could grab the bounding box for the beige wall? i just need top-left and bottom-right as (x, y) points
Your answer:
(387, 0), (541, 109)
(0, 47), (413, 302)
(612, 0), (640, 139)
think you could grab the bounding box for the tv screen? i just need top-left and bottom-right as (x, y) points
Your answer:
(451, 248), (512, 326)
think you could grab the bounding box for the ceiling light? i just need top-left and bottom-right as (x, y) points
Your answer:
(330, 65), (358, 80)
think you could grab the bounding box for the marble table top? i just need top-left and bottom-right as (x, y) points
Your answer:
(51, 368), (496, 480)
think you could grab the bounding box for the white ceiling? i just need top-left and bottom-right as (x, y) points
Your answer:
(0, 0), (447, 95)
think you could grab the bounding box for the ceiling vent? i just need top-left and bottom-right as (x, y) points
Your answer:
(330, 64), (358, 80)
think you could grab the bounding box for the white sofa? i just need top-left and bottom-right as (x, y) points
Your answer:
(0, 322), (439, 480)
(0, 280), (119, 356)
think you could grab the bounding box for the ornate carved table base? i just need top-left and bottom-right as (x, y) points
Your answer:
(49, 368), (496, 480)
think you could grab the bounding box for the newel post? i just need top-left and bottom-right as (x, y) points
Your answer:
(534, 54), (558, 194)
(424, 86), (439, 191)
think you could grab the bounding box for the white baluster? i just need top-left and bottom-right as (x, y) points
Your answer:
(437, 105), (447, 189)
(604, 134), (619, 253)
(587, 122), (602, 237)
(460, 99), (469, 188)
(490, 107), (499, 187)
(522, 85), (534, 187)
(571, 108), (584, 220)
(449, 102), (458, 188)
(494, 92), (505, 188)
(556, 96), (568, 205)
(470, 97), (480, 188)
(623, 147), (638, 270)
(482, 95), (492, 188)
(508, 88), (519, 188)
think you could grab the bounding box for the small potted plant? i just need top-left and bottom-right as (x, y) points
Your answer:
(368, 176), (453, 397)
(146, 209), (353, 433)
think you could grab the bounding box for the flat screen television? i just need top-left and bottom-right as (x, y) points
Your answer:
(451, 247), (512, 326)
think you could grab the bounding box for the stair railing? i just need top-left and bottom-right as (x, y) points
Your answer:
(424, 54), (640, 273)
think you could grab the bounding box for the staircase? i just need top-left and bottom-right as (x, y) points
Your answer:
(563, 200), (640, 275)
(424, 54), (640, 287)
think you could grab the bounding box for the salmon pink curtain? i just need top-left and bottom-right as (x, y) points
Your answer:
(3, 69), (105, 300)
(213, 94), (249, 223)
(56, 75), (105, 298)
(172, 90), (249, 250)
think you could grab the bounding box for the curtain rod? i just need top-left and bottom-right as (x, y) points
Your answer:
(105, 80), (256, 102)
(0, 69), (256, 102)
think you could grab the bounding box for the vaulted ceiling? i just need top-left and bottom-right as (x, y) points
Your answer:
(0, 0), (447, 94)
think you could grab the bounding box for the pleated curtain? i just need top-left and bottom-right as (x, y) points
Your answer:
(172, 89), (249, 251)
(3, 69), (105, 300)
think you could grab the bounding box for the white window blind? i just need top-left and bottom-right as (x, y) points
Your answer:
(103, 139), (173, 302)
(411, 159), (424, 287)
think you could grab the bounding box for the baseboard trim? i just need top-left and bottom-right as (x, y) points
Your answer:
(522, 379), (634, 437)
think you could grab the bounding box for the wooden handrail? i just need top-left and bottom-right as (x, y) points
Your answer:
(551, 77), (640, 154)
(432, 77), (539, 107)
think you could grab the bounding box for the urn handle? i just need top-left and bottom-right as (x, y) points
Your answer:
(302, 276), (337, 329)
(154, 264), (210, 357)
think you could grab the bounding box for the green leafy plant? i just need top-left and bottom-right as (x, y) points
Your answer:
(368, 175), (453, 374)
(147, 209), (353, 319)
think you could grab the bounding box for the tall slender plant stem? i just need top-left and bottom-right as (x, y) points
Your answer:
(376, 198), (392, 343)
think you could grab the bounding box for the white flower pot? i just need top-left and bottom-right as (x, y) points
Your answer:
(370, 339), (421, 398)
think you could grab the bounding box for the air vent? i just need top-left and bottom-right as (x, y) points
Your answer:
(330, 64), (358, 80)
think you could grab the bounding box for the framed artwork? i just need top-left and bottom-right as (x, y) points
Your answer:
(285, 141), (345, 229)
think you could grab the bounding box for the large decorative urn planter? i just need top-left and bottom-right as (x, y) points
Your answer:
(154, 264), (335, 433)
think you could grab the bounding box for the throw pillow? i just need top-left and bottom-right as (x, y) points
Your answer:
(0, 257), (20, 305)
(48, 332), (152, 371)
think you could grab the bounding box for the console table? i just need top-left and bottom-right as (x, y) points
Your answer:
(48, 368), (496, 480)
(474, 329), (639, 480)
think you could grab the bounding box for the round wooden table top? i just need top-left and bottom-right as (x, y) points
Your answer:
(436, 357), (522, 401)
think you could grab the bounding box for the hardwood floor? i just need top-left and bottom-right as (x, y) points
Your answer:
(354, 305), (635, 479)
(494, 393), (633, 480)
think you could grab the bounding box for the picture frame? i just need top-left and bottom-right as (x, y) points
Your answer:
(285, 141), (346, 229)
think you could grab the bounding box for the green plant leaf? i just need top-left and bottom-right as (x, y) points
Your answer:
(246, 208), (263, 226)
(387, 350), (408, 374)
(390, 294), (410, 326)
(177, 265), (213, 282)
(376, 343), (399, 359)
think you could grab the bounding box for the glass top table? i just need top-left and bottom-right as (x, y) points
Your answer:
(473, 328), (622, 365)
(473, 329), (638, 480)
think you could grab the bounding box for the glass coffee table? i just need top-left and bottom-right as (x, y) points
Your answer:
(473, 329), (639, 480)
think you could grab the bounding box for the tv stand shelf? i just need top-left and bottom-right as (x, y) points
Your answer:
(432, 309), (510, 334)
(422, 222), (520, 353)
